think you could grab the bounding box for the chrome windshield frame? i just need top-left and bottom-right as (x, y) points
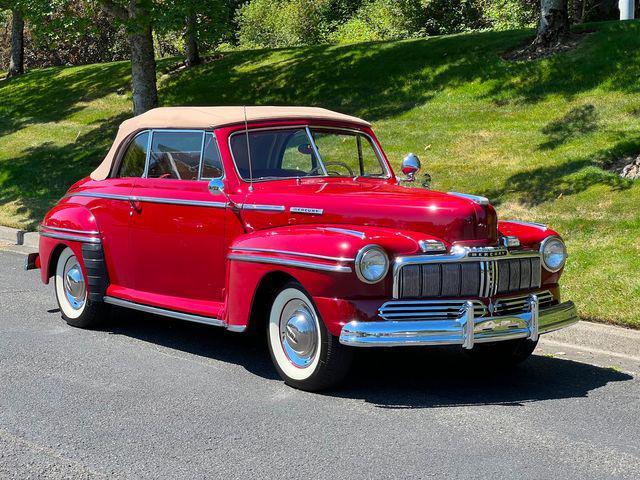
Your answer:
(227, 124), (391, 183)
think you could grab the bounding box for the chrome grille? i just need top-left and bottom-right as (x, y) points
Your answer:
(397, 257), (542, 299)
(494, 290), (554, 315)
(379, 299), (487, 320)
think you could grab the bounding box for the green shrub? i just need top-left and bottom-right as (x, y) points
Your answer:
(479, 0), (538, 30)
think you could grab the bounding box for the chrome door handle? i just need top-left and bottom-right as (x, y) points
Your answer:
(129, 197), (142, 213)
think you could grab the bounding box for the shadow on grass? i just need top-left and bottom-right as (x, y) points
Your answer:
(538, 104), (598, 150)
(2, 21), (640, 227)
(483, 136), (638, 206)
(97, 306), (632, 408)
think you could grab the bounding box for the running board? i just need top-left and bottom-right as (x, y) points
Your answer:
(104, 296), (227, 328)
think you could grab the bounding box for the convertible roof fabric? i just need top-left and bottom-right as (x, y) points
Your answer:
(90, 106), (370, 180)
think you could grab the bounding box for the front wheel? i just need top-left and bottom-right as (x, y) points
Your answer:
(464, 338), (538, 365)
(267, 282), (352, 391)
(54, 247), (110, 329)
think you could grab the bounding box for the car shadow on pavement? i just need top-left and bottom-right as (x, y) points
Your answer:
(101, 307), (633, 408)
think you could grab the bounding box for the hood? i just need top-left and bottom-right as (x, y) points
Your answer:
(240, 179), (498, 245)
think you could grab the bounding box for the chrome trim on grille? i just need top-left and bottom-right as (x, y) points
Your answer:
(379, 299), (486, 320)
(39, 225), (100, 235)
(393, 246), (542, 299)
(227, 253), (352, 273)
(229, 247), (354, 263)
(104, 296), (226, 328)
(340, 298), (578, 348)
(40, 231), (101, 244)
(495, 290), (554, 315)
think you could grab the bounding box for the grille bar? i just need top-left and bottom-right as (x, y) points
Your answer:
(397, 257), (541, 299)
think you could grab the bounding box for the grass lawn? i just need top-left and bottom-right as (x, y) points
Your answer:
(0, 20), (638, 327)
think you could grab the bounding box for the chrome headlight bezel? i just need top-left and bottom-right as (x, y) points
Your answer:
(355, 244), (389, 284)
(539, 236), (567, 273)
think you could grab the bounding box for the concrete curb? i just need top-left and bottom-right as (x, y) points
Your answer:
(0, 225), (38, 248)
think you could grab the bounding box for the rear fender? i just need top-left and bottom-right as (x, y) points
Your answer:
(39, 203), (102, 286)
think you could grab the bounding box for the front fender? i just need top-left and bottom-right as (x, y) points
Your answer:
(225, 224), (447, 333)
(499, 220), (564, 284)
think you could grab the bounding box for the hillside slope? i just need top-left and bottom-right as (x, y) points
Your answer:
(0, 21), (638, 327)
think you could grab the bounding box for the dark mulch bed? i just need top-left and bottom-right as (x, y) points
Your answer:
(502, 31), (593, 62)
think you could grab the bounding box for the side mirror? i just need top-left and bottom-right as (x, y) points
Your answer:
(400, 153), (421, 182)
(208, 178), (225, 195)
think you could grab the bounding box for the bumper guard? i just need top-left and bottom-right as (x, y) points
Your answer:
(339, 295), (578, 348)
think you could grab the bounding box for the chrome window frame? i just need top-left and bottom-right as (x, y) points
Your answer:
(116, 129), (151, 179)
(199, 132), (225, 181)
(115, 129), (224, 182)
(227, 124), (392, 183)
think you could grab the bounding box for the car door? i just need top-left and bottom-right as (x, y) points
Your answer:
(129, 130), (228, 313)
(85, 130), (150, 291)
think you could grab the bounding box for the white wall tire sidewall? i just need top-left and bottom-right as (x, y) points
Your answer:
(269, 287), (322, 382)
(55, 248), (86, 320)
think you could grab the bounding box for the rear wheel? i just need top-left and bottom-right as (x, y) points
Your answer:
(465, 338), (538, 365)
(54, 247), (109, 328)
(267, 282), (352, 391)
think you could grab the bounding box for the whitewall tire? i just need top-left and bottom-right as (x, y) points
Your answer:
(267, 282), (352, 391)
(54, 247), (109, 328)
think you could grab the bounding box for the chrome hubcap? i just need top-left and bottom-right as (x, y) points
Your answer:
(63, 257), (85, 310)
(279, 299), (318, 368)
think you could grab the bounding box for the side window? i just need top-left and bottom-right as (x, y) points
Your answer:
(281, 130), (316, 174)
(118, 131), (149, 178)
(148, 131), (203, 180)
(201, 133), (223, 179)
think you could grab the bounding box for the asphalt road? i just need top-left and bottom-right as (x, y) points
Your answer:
(1, 249), (639, 479)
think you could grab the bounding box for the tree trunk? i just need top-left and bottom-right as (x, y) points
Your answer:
(185, 11), (201, 67)
(534, 0), (570, 47)
(7, 8), (25, 78)
(128, 1), (158, 115)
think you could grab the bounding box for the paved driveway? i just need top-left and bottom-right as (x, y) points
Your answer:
(1, 250), (638, 479)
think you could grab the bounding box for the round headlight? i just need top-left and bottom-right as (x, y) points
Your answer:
(355, 245), (389, 284)
(540, 236), (567, 272)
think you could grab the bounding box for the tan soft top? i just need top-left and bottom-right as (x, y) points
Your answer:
(90, 106), (370, 180)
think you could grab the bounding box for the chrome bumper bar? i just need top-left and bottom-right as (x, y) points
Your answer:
(339, 295), (578, 348)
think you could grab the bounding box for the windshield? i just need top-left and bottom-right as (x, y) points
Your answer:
(230, 127), (387, 181)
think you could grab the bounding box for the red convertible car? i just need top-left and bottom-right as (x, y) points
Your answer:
(28, 106), (578, 390)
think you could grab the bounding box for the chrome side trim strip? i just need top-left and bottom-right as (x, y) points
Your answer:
(65, 192), (227, 209)
(135, 196), (227, 208)
(227, 253), (352, 273)
(104, 296), (227, 328)
(40, 231), (101, 244)
(39, 225), (100, 235)
(323, 227), (366, 239)
(66, 192), (130, 201)
(240, 204), (286, 212)
(230, 247), (354, 263)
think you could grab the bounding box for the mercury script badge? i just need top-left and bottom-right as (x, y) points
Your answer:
(290, 207), (324, 215)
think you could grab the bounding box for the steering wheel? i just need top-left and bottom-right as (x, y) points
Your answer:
(323, 161), (354, 177)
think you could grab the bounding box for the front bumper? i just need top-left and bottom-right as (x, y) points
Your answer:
(339, 295), (578, 348)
